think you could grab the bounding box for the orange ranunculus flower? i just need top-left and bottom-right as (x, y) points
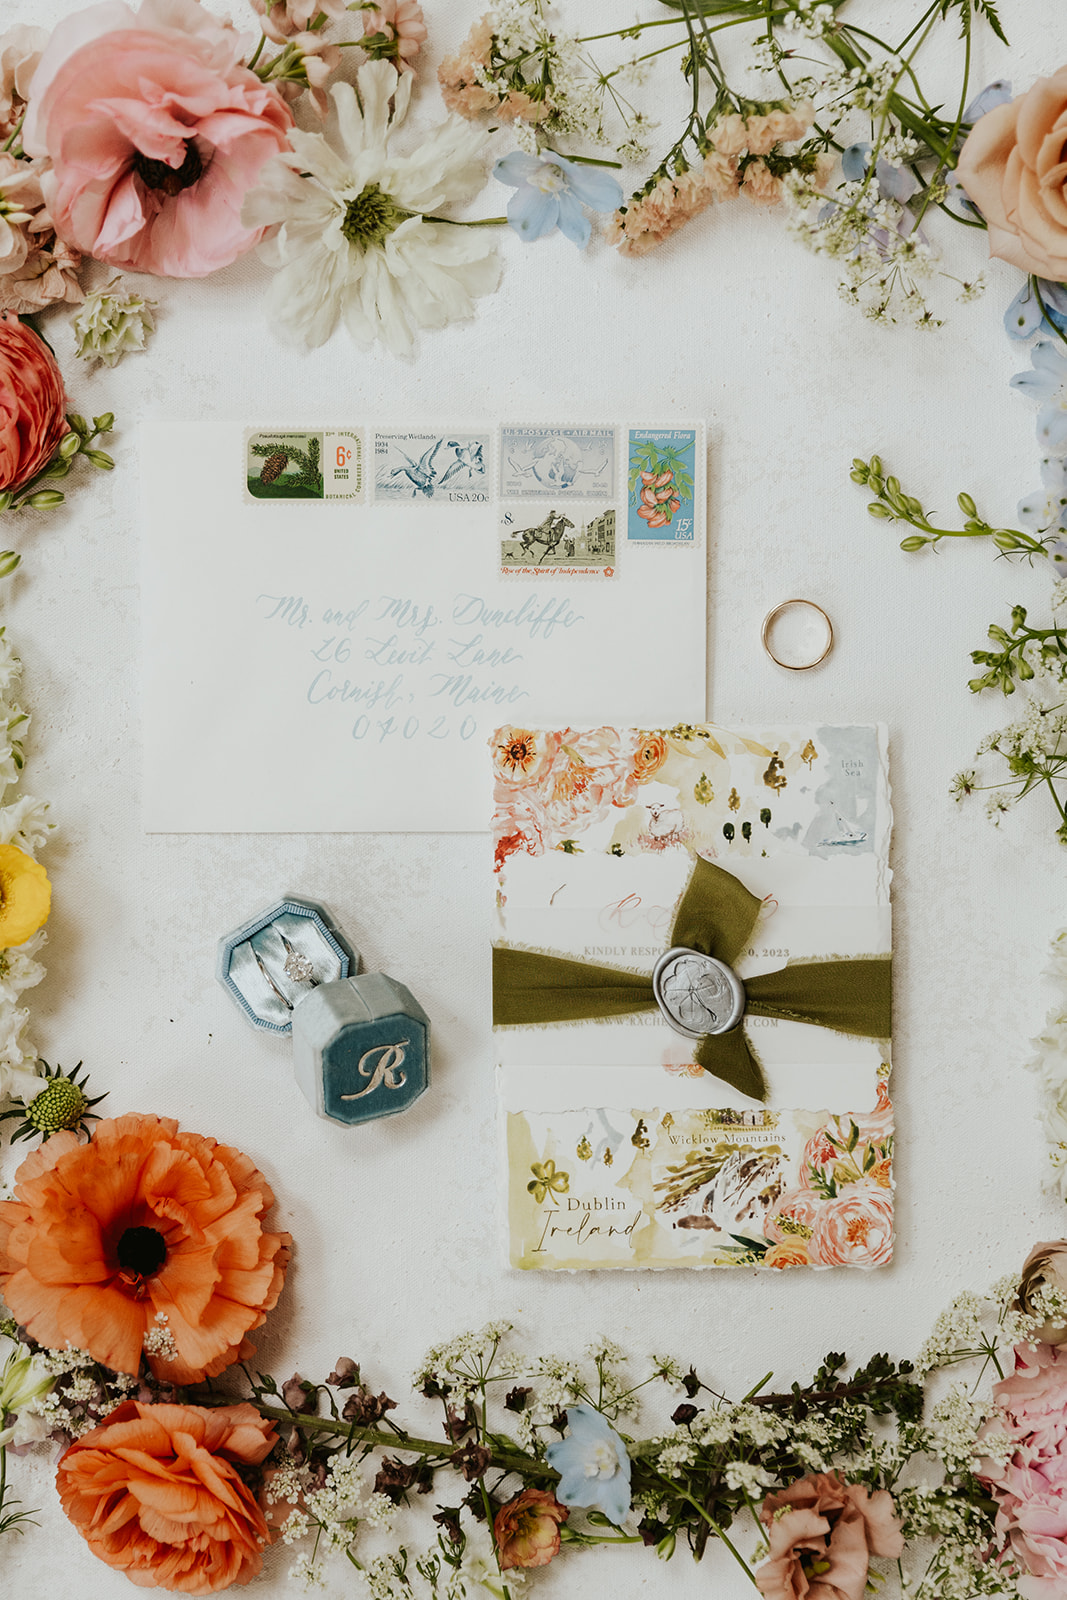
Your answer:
(0, 1113), (291, 1385)
(633, 731), (668, 783)
(494, 1487), (569, 1570)
(57, 1400), (276, 1593)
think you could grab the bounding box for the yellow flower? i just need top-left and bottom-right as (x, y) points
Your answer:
(0, 843), (50, 947)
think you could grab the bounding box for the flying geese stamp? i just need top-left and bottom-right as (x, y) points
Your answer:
(372, 431), (492, 504)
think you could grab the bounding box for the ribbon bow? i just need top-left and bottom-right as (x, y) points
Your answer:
(493, 856), (890, 1102)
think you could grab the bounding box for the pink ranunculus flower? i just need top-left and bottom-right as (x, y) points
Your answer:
(979, 1342), (1067, 1597)
(22, 0), (294, 278)
(756, 1472), (903, 1600)
(808, 1183), (893, 1269)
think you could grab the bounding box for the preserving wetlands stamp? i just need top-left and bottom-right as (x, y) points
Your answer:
(373, 432), (492, 503)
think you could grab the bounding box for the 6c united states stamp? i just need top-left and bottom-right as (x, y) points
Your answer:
(373, 431), (492, 503)
(245, 430), (361, 502)
(500, 426), (615, 500)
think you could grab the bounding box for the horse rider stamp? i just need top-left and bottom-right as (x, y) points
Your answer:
(500, 426), (615, 500)
(245, 429), (362, 502)
(373, 431), (492, 504)
(499, 504), (617, 577)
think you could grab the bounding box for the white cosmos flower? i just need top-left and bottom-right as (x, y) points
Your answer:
(243, 60), (501, 354)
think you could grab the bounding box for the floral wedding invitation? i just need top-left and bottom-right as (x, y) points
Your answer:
(492, 722), (893, 1271)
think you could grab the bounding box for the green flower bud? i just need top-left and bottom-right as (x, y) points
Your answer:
(849, 469), (868, 484)
(993, 530), (1020, 550)
(25, 490), (65, 509)
(92, 413), (115, 434)
(869, 455), (883, 476)
(656, 1533), (676, 1561)
(58, 431), (82, 459)
(900, 535), (927, 552)
(66, 413), (89, 437)
(957, 491), (977, 516)
(0, 552), (20, 578)
(85, 450), (114, 470)
(0, 493), (12, 513)
(851, 457), (868, 473)
(867, 503), (892, 519)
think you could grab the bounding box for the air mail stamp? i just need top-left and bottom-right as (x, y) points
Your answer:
(500, 426), (615, 500)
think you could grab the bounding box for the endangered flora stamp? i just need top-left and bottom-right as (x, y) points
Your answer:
(627, 428), (697, 541)
(373, 431), (492, 503)
(245, 430), (361, 501)
(499, 504), (617, 577)
(500, 426), (615, 500)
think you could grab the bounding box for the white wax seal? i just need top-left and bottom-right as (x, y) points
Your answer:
(651, 948), (746, 1039)
(761, 599), (834, 671)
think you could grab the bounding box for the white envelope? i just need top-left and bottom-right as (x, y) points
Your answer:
(140, 422), (706, 832)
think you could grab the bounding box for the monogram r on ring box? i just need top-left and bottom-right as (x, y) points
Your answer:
(491, 723), (892, 1271)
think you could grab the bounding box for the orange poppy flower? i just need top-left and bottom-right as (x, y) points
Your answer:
(0, 1113), (291, 1384)
(57, 1400), (275, 1593)
(493, 1487), (569, 1570)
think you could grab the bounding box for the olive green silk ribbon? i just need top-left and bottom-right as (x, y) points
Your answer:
(492, 857), (891, 1103)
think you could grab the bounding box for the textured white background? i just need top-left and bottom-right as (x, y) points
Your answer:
(4, 1), (1067, 1595)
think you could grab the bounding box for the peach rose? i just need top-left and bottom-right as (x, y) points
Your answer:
(0, 312), (68, 495)
(23, 0), (293, 278)
(0, 1112), (291, 1385)
(957, 68), (1067, 279)
(57, 1400), (275, 1593)
(494, 1487), (568, 1570)
(809, 1184), (893, 1269)
(757, 1472), (903, 1600)
(764, 1187), (822, 1246)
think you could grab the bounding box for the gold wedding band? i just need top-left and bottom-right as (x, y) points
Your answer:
(761, 599), (834, 672)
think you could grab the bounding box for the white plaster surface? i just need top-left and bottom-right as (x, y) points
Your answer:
(3, 1), (1067, 1595)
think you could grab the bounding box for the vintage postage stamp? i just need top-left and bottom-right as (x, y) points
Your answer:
(499, 503), (617, 577)
(373, 431), (492, 504)
(245, 430), (361, 502)
(626, 428), (697, 542)
(500, 426), (615, 500)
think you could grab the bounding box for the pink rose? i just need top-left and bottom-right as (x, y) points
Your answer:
(756, 1472), (903, 1600)
(808, 1184), (893, 1268)
(0, 313), (68, 495)
(23, 0), (293, 278)
(980, 1343), (1067, 1597)
(957, 69), (1067, 279)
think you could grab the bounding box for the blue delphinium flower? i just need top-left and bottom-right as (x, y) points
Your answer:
(493, 152), (623, 248)
(1019, 456), (1067, 543)
(1004, 279), (1067, 342)
(1011, 341), (1067, 451)
(544, 1403), (631, 1524)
